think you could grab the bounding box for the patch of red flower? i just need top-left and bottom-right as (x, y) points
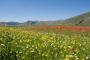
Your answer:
(32, 26), (90, 32)
(70, 47), (74, 53)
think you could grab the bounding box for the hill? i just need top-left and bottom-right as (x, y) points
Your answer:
(0, 22), (20, 26)
(62, 12), (90, 26)
(0, 12), (90, 26)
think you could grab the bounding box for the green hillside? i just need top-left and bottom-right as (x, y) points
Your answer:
(29, 12), (90, 26)
(62, 12), (90, 26)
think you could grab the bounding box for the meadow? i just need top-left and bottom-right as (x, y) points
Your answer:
(0, 26), (90, 60)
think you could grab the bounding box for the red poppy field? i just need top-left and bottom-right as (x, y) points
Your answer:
(31, 26), (90, 32)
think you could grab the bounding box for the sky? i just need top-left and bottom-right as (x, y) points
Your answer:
(0, 0), (90, 22)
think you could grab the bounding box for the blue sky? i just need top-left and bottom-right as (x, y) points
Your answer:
(0, 0), (90, 22)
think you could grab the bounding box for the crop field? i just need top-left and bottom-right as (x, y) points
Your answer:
(0, 26), (90, 60)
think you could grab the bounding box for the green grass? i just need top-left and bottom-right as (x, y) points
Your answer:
(0, 27), (90, 60)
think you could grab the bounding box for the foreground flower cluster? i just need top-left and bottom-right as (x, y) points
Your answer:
(0, 27), (90, 60)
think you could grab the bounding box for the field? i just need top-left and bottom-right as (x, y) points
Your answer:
(0, 26), (90, 60)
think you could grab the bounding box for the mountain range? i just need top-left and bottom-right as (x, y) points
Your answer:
(0, 12), (90, 26)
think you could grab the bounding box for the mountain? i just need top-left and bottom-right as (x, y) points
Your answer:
(22, 21), (38, 26)
(0, 22), (20, 26)
(32, 12), (90, 26)
(0, 12), (90, 26)
(62, 12), (90, 26)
